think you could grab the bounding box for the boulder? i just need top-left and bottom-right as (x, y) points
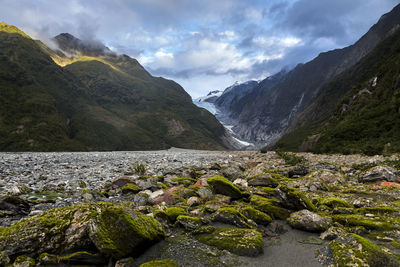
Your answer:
(195, 227), (263, 256)
(207, 175), (242, 199)
(287, 210), (331, 232)
(0, 195), (31, 216)
(359, 166), (398, 183)
(248, 174), (279, 187)
(274, 184), (316, 211)
(211, 207), (250, 228)
(250, 195), (290, 219)
(0, 202), (165, 260)
(112, 177), (136, 188)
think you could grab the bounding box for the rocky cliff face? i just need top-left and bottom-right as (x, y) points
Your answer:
(224, 4), (400, 147)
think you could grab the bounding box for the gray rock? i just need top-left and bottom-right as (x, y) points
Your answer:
(359, 166), (398, 183)
(197, 187), (213, 200)
(287, 210), (331, 232)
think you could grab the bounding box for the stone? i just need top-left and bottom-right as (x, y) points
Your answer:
(0, 202), (165, 260)
(221, 167), (242, 180)
(196, 227), (263, 256)
(12, 255), (35, 267)
(248, 173), (279, 187)
(320, 227), (345, 241)
(287, 210), (332, 232)
(176, 215), (202, 230)
(196, 187), (213, 200)
(359, 166), (398, 183)
(187, 196), (201, 207)
(58, 251), (106, 265)
(212, 207), (249, 228)
(153, 191), (180, 205)
(233, 178), (248, 187)
(112, 177), (136, 188)
(0, 251), (10, 266)
(0, 195), (31, 216)
(207, 175), (242, 199)
(274, 184), (316, 211)
(140, 259), (178, 267)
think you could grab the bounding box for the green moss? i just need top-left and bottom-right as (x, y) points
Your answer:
(330, 233), (399, 266)
(165, 207), (187, 222)
(176, 215), (202, 230)
(13, 255), (35, 267)
(240, 206), (272, 225)
(94, 204), (165, 258)
(0, 251), (10, 266)
(176, 215), (201, 224)
(192, 226), (216, 235)
(319, 197), (351, 208)
(276, 184), (316, 211)
(196, 227), (264, 256)
(140, 259), (178, 267)
(207, 175), (242, 199)
(250, 195), (290, 219)
(331, 214), (392, 230)
(262, 187), (276, 194)
(121, 183), (140, 194)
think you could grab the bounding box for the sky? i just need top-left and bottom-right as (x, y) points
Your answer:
(0, 0), (399, 98)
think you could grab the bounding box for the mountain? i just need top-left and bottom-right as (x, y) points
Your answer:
(216, 4), (400, 147)
(273, 20), (400, 155)
(0, 22), (232, 151)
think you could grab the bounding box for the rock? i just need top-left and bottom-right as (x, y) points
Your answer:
(207, 175), (242, 199)
(12, 255), (35, 267)
(148, 189), (165, 203)
(133, 194), (149, 206)
(211, 207), (250, 228)
(287, 210), (331, 232)
(233, 178), (248, 187)
(359, 166), (398, 183)
(153, 191), (180, 205)
(165, 207), (187, 222)
(320, 227), (345, 241)
(187, 196), (201, 207)
(274, 184), (316, 211)
(176, 215), (202, 230)
(115, 257), (135, 267)
(82, 192), (94, 201)
(0, 202), (165, 260)
(250, 195), (290, 219)
(221, 167), (242, 180)
(195, 227), (263, 256)
(328, 233), (399, 266)
(248, 173), (279, 187)
(112, 177), (136, 188)
(240, 206), (272, 226)
(121, 183), (140, 194)
(196, 187), (213, 200)
(0, 195), (31, 216)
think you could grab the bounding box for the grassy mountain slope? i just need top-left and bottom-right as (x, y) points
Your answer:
(274, 27), (400, 155)
(0, 23), (228, 151)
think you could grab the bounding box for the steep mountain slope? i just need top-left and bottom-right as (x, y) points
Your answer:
(229, 4), (400, 146)
(274, 25), (400, 155)
(0, 23), (230, 151)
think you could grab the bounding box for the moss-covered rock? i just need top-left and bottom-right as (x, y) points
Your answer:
(356, 206), (399, 215)
(140, 259), (178, 267)
(176, 215), (202, 230)
(248, 174), (279, 187)
(274, 184), (316, 211)
(0, 202), (165, 260)
(319, 197), (351, 208)
(12, 255), (35, 267)
(121, 183), (140, 194)
(207, 175), (242, 199)
(240, 206), (272, 226)
(211, 207), (250, 228)
(195, 227), (264, 256)
(57, 251), (106, 265)
(287, 210), (331, 232)
(331, 214), (393, 230)
(38, 253), (58, 265)
(329, 233), (399, 266)
(250, 195), (290, 219)
(165, 207), (187, 222)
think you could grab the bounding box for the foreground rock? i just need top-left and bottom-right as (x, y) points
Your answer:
(287, 210), (331, 232)
(0, 202), (165, 263)
(195, 227), (264, 256)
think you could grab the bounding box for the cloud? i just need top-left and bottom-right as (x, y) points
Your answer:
(0, 0), (398, 97)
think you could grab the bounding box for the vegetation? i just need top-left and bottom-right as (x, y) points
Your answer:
(274, 27), (400, 155)
(0, 23), (228, 151)
(275, 150), (307, 165)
